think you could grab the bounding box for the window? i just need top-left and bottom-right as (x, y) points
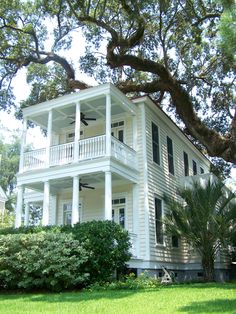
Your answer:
(63, 203), (72, 225)
(155, 197), (163, 244)
(167, 136), (174, 175)
(111, 121), (124, 142)
(63, 202), (82, 225)
(183, 151), (189, 176)
(66, 131), (83, 143)
(193, 160), (197, 175)
(200, 167), (204, 174)
(172, 235), (179, 248)
(152, 123), (160, 165)
(112, 198), (126, 228)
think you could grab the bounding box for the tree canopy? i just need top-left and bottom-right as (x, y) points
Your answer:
(0, 0), (236, 166)
(0, 134), (20, 211)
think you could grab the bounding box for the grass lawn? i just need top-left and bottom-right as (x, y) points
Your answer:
(0, 283), (235, 314)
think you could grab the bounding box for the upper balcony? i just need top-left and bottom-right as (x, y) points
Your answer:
(19, 83), (138, 174)
(23, 135), (137, 172)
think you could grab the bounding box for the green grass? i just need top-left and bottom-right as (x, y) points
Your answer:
(0, 283), (235, 314)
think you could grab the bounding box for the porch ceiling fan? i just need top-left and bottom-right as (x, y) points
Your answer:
(69, 112), (96, 126)
(79, 180), (95, 191)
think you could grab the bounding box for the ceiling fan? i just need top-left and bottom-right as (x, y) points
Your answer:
(79, 180), (95, 191)
(70, 112), (96, 126)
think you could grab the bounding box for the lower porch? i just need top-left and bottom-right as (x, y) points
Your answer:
(18, 173), (139, 258)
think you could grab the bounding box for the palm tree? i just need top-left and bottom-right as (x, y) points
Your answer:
(164, 179), (236, 282)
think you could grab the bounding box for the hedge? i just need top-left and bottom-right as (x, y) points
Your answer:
(0, 220), (131, 290)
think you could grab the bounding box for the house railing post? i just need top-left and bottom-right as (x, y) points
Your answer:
(46, 110), (52, 167)
(15, 185), (24, 228)
(106, 93), (111, 156)
(105, 171), (112, 220)
(72, 175), (80, 225)
(24, 201), (30, 226)
(42, 180), (50, 226)
(74, 102), (81, 163)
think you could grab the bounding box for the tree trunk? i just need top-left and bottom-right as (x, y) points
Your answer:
(202, 255), (215, 282)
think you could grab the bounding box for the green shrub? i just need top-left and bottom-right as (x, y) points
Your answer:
(0, 232), (89, 291)
(70, 220), (132, 283)
(88, 272), (161, 291)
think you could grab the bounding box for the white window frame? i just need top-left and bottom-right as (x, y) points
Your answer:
(112, 196), (126, 229)
(111, 120), (125, 143)
(62, 200), (83, 225)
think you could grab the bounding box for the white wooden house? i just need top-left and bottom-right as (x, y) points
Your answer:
(15, 83), (229, 281)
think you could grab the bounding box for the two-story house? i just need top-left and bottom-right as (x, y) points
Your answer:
(15, 83), (229, 281)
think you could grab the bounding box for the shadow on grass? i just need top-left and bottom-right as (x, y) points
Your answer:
(0, 288), (157, 303)
(178, 298), (236, 313)
(169, 282), (236, 290)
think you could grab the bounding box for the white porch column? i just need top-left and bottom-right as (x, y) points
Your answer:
(72, 175), (80, 225)
(105, 171), (112, 220)
(15, 185), (24, 228)
(19, 118), (27, 173)
(74, 102), (81, 163)
(46, 110), (53, 167)
(132, 183), (140, 257)
(105, 93), (111, 156)
(42, 181), (50, 226)
(24, 202), (30, 226)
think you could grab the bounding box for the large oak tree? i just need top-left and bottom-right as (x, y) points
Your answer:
(0, 0), (235, 166)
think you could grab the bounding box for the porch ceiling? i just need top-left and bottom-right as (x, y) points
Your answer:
(28, 94), (133, 131)
(24, 172), (129, 194)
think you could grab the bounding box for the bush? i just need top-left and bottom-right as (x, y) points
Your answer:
(69, 220), (132, 283)
(0, 220), (132, 287)
(0, 232), (89, 291)
(88, 272), (161, 291)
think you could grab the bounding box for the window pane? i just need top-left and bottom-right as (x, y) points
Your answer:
(155, 198), (163, 244)
(119, 208), (125, 228)
(118, 130), (124, 142)
(152, 123), (160, 165)
(172, 235), (179, 248)
(193, 160), (197, 175)
(183, 152), (189, 176)
(200, 167), (204, 174)
(167, 136), (174, 175)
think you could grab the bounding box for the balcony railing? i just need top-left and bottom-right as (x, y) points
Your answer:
(22, 135), (137, 172)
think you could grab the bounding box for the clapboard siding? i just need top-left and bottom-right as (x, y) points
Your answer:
(140, 99), (210, 265)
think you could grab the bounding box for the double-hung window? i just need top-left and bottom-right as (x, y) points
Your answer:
(152, 122), (160, 165)
(155, 197), (163, 244)
(193, 160), (197, 175)
(183, 151), (189, 176)
(167, 136), (174, 175)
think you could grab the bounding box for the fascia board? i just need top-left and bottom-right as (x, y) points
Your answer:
(23, 83), (136, 118)
(23, 83), (110, 117)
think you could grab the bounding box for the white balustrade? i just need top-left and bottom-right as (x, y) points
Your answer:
(50, 142), (74, 166)
(78, 135), (106, 160)
(23, 135), (137, 171)
(23, 148), (46, 171)
(111, 136), (137, 167)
